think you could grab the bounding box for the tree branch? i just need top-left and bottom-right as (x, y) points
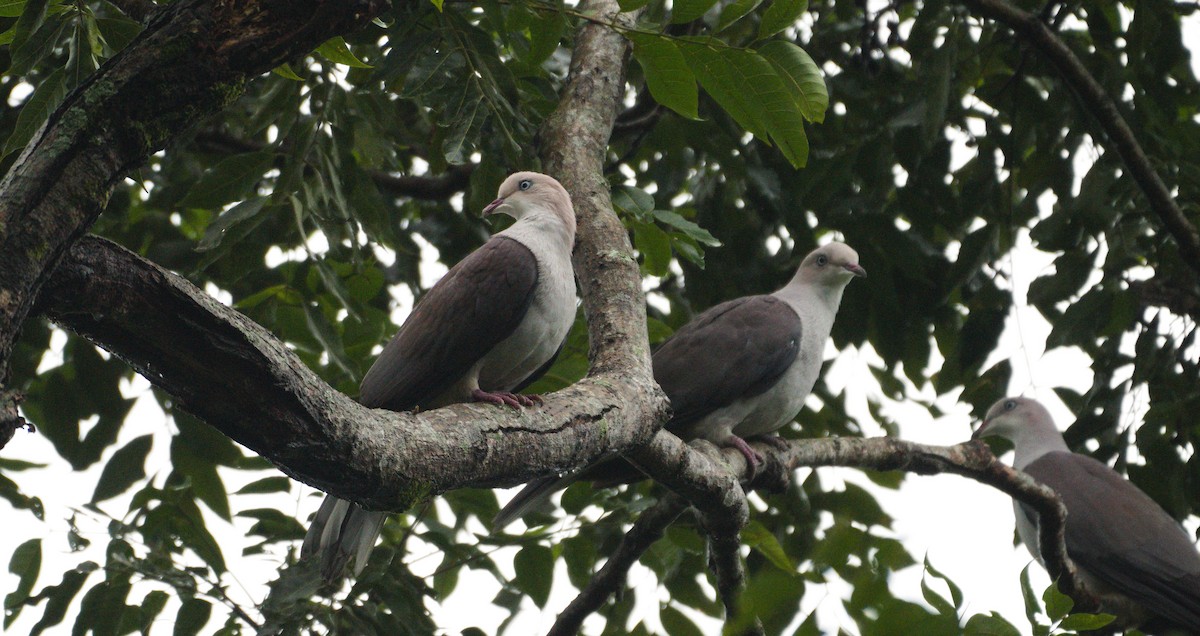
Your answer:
(548, 494), (688, 636)
(961, 0), (1200, 275)
(36, 236), (667, 509)
(0, 0), (385, 387)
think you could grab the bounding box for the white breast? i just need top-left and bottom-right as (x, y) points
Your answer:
(477, 214), (576, 390)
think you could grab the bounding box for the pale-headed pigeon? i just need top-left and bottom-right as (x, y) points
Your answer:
(493, 242), (865, 528)
(975, 396), (1200, 633)
(302, 171), (577, 581)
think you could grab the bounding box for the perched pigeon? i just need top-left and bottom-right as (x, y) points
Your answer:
(303, 171), (577, 580)
(975, 396), (1200, 633)
(494, 242), (864, 528)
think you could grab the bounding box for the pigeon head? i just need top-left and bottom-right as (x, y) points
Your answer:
(799, 242), (867, 286)
(483, 171), (575, 237)
(974, 396), (1057, 443)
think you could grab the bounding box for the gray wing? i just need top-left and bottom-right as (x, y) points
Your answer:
(358, 236), (538, 411)
(652, 295), (802, 432)
(1024, 452), (1200, 630)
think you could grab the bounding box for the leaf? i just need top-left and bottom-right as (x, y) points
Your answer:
(627, 32), (699, 120)
(612, 184), (656, 220)
(1058, 612), (1116, 631)
(671, 0), (719, 23)
(233, 476), (292, 495)
(3, 68), (66, 159)
(758, 0), (807, 40)
(757, 40), (828, 123)
(29, 562), (96, 636)
(741, 520), (795, 572)
(173, 598), (212, 636)
(653, 209), (720, 245)
(660, 604), (705, 636)
(271, 63), (305, 81)
(303, 303), (356, 376)
(10, 0), (47, 61)
(93, 17), (142, 55)
(1042, 581), (1073, 622)
(316, 36), (372, 68)
(633, 220), (672, 276)
(4, 538), (40, 627)
(178, 151), (274, 210)
(716, 0), (763, 33)
(91, 434), (152, 503)
(963, 612), (1021, 636)
(512, 545), (553, 608)
(10, 14), (65, 76)
(0, 0), (25, 18)
(679, 38), (811, 167)
(196, 196), (268, 251)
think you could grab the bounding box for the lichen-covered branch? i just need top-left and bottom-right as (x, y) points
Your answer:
(37, 236), (667, 508)
(962, 0), (1200, 275)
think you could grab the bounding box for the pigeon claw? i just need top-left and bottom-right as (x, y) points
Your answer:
(727, 435), (764, 481)
(472, 389), (537, 408)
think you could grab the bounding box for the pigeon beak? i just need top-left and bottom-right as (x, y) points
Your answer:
(482, 197), (506, 216)
(846, 263), (867, 278)
(972, 419), (991, 440)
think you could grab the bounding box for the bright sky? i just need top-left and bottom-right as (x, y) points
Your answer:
(5, 6), (1200, 636)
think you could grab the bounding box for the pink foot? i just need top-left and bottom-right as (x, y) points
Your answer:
(472, 389), (538, 408)
(727, 435), (763, 480)
(753, 434), (790, 451)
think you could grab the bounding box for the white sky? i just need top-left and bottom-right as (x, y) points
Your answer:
(5, 6), (1200, 636)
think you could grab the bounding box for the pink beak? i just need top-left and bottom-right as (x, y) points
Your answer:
(482, 198), (505, 216)
(845, 263), (867, 278)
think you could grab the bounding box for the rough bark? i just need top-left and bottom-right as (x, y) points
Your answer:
(0, 0), (385, 389)
(37, 235), (666, 509)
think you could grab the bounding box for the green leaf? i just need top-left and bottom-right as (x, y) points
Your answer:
(1042, 581), (1073, 622)
(1059, 612), (1116, 631)
(679, 38), (811, 167)
(4, 538), (40, 627)
(653, 209), (720, 246)
(618, 0), (651, 10)
(963, 612), (1021, 636)
(0, 0), (25, 18)
(196, 196), (268, 251)
(633, 220), (672, 276)
(671, 0), (719, 23)
(627, 32), (699, 120)
(512, 545), (554, 608)
(271, 63), (304, 81)
(91, 434), (152, 503)
(173, 598), (212, 636)
(93, 17), (142, 55)
(178, 151), (275, 210)
(316, 36), (372, 68)
(29, 562), (96, 636)
(612, 184), (656, 220)
(758, 0), (807, 40)
(10, 14), (65, 76)
(741, 520), (795, 572)
(10, 0), (47, 60)
(716, 0), (763, 33)
(3, 68), (66, 159)
(234, 476), (292, 495)
(660, 604), (705, 636)
(758, 40), (828, 123)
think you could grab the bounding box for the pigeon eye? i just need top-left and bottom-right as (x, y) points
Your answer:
(1004, 400), (1017, 411)
(816, 254), (829, 266)
(519, 179), (533, 191)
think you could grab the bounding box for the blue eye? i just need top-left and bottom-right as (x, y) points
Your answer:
(1004, 400), (1017, 411)
(519, 179), (532, 191)
(816, 254), (828, 266)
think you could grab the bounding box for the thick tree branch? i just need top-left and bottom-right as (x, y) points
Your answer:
(548, 494), (688, 636)
(0, 0), (385, 389)
(37, 236), (667, 508)
(962, 0), (1200, 275)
